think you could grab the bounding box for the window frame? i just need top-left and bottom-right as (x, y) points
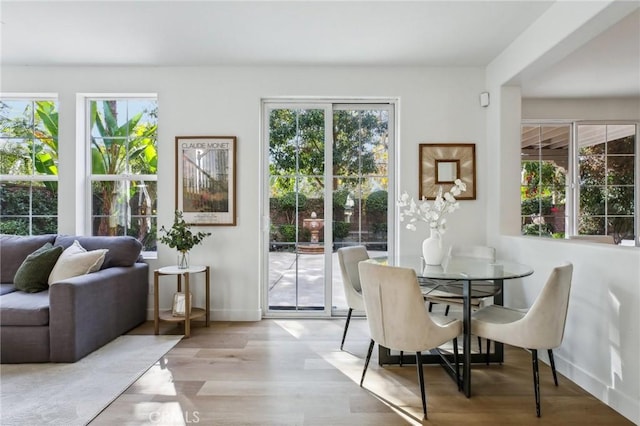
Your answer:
(573, 121), (638, 246)
(82, 94), (158, 255)
(0, 94), (59, 235)
(260, 98), (397, 317)
(521, 119), (639, 247)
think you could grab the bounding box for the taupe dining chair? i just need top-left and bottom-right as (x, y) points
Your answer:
(358, 261), (462, 419)
(471, 262), (573, 417)
(337, 246), (368, 350)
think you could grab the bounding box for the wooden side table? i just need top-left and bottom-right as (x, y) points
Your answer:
(154, 265), (210, 338)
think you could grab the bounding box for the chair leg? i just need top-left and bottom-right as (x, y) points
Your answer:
(531, 349), (541, 417)
(416, 351), (427, 419)
(360, 339), (375, 387)
(340, 308), (353, 350)
(477, 336), (482, 354)
(400, 351), (404, 367)
(453, 337), (460, 391)
(486, 339), (491, 365)
(548, 349), (558, 386)
(444, 304), (450, 316)
(428, 302), (434, 312)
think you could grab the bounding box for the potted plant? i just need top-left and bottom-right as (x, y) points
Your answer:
(159, 210), (211, 269)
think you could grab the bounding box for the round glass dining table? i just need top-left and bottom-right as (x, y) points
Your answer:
(389, 255), (534, 397)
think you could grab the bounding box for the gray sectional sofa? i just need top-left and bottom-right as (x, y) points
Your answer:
(0, 234), (149, 363)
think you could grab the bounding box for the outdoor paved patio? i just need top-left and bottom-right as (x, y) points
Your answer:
(268, 250), (386, 311)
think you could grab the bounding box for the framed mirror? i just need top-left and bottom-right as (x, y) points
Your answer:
(436, 160), (460, 183)
(419, 143), (476, 200)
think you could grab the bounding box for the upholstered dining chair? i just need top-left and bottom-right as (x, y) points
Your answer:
(358, 261), (462, 419)
(337, 246), (369, 350)
(471, 262), (573, 417)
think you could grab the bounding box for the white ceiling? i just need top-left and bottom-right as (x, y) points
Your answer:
(1, 1), (638, 98)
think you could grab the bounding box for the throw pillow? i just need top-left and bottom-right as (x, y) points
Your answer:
(48, 240), (108, 284)
(13, 243), (64, 293)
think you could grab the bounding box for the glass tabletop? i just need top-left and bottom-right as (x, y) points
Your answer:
(393, 255), (534, 281)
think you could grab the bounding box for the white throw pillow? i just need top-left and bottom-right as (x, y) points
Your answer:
(48, 240), (108, 284)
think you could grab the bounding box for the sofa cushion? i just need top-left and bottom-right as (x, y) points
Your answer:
(0, 290), (50, 326)
(48, 240), (108, 284)
(0, 234), (57, 283)
(13, 243), (64, 293)
(54, 235), (142, 269)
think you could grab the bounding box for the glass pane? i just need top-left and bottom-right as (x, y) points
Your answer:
(607, 186), (634, 215)
(610, 217), (634, 243)
(361, 178), (388, 248)
(269, 176), (297, 245)
(334, 109), (389, 178)
(520, 124), (569, 239)
(269, 109), (298, 175)
(90, 100), (128, 137)
(606, 125), (635, 154)
(91, 180), (130, 236)
(33, 137), (58, 176)
(33, 216), (57, 235)
(0, 216), (29, 235)
(129, 181), (157, 250)
(269, 108), (325, 176)
(0, 180), (31, 214)
(31, 181), (58, 216)
(579, 154), (605, 185)
(333, 178), (360, 245)
(91, 137), (128, 175)
(578, 125), (606, 154)
(129, 99), (158, 137)
(580, 185), (606, 215)
(295, 176), (325, 309)
(0, 181), (57, 235)
(578, 215), (605, 236)
(0, 100), (33, 138)
(298, 110), (325, 176)
(608, 156), (634, 185)
(0, 138), (31, 174)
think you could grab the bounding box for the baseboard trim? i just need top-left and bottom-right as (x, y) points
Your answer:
(553, 351), (639, 424)
(146, 308), (262, 322)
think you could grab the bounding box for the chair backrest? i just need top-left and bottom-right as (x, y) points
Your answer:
(358, 261), (457, 352)
(448, 245), (496, 261)
(337, 246), (369, 310)
(521, 262), (573, 349)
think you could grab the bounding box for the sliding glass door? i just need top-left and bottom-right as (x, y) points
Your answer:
(263, 101), (394, 316)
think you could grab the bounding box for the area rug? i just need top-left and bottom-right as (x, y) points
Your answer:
(0, 335), (182, 426)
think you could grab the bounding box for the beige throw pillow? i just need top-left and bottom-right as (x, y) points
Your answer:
(48, 240), (108, 284)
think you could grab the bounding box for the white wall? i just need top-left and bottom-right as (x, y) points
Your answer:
(486, 2), (640, 423)
(1, 64), (488, 321)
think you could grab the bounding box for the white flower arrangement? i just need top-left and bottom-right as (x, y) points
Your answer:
(397, 179), (467, 234)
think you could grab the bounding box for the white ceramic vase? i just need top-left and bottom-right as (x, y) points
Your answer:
(422, 228), (444, 266)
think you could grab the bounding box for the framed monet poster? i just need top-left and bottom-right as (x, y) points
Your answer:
(419, 143), (476, 200)
(175, 136), (237, 225)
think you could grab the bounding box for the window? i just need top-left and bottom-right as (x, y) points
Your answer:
(0, 97), (59, 235)
(87, 97), (158, 251)
(520, 124), (570, 238)
(577, 124), (636, 244)
(521, 121), (638, 246)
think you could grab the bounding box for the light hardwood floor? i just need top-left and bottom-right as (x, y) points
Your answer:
(92, 319), (633, 425)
